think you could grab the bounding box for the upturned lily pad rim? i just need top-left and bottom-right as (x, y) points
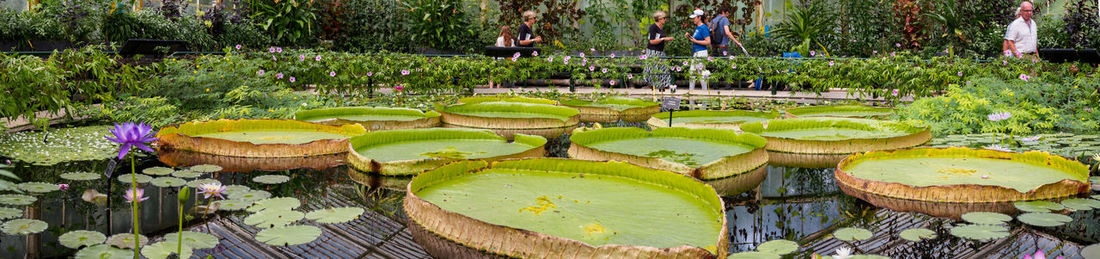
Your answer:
(647, 110), (781, 129)
(559, 96), (659, 111)
(405, 158), (728, 258)
(560, 97), (661, 122)
(457, 96), (558, 105)
(156, 119), (367, 158)
(347, 128), (547, 176)
(784, 104), (894, 118)
(740, 117), (931, 154)
(436, 102), (580, 127)
(836, 147), (1091, 203)
(568, 127), (767, 179)
(294, 107), (442, 130)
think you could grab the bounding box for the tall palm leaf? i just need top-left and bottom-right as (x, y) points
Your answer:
(773, 0), (832, 56)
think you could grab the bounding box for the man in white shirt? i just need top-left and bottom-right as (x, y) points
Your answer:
(1003, 1), (1037, 58)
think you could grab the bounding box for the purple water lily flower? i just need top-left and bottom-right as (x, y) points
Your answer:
(124, 188), (149, 203)
(1019, 136), (1041, 142)
(104, 122), (158, 160)
(199, 182), (227, 199)
(987, 112), (1012, 122)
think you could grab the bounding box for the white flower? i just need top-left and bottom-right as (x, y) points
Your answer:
(301, 102), (308, 107)
(833, 247), (852, 259)
(984, 144), (1012, 152)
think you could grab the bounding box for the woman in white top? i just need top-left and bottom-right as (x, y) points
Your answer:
(495, 26), (516, 47)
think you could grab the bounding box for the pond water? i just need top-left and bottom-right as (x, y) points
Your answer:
(1, 120), (1098, 258)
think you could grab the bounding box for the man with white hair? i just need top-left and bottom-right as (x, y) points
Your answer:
(1003, 1), (1037, 58)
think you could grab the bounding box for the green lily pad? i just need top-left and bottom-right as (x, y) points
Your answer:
(246, 197), (301, 213)
(1082, 243), (1100, 258)
(213, 199), (252, 211)
(727, 251), (781, 259)
(1014, 201), (1065, 213)
(756, 239), (798, 255)
(253, 175), (290, 184)
(223, 185), (250, 195)
(172, 170), (203, 179)
(74, 245), (132, 259)
(189, 164), (223, 173)
(17, 182), (59, 193)
(0, 125), (117, 166)
(244, 209), (305, 228)
(1061, 198), (1100, 211)
(949, 224), (1010, 240)
(961, 212), (1012, 225)
(105, 233), (148, 249)
(59, 230), (107, 249)
(163, 231), (219, 249)
(899, 228), (937, 241)
(142, 167), (175, 176)
(0, 207), (21, 219)
(228, 190), (271, 201)
(254, 225), (321, 246)
(140, 241), (192, 259)
(116, 174), (153, 184)
(305, 207), (364, 224)
(1017, 212), (1073, 227)
(834, 227), (873, 241)
(1093, 195), (1100, 200)
(0, 194), (36, 206)
(150, 177), (187, 188)
(186, 178), (221, 188)
(60, 172), (101, 181)
(1, 219), (47, 235)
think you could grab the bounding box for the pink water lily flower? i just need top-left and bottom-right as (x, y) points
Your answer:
(199, 182), (227, 199)
(1022, 249), (1063, 259)
(124, 188), (149, 203)
(59, 184), (69, 191)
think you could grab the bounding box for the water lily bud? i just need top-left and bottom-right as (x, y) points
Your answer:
(178, 187), (191, 203)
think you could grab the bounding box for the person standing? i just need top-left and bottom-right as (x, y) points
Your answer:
(1003, 1), (1037, 58)
(685, 9), (711, 91)
(495, 26), (515, 47)
(709, 6), (743, 57)
(645, 11), (675, 91)
(517, 11), (542, 47)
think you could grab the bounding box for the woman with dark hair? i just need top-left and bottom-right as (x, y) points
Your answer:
(644, 11), (675, 91)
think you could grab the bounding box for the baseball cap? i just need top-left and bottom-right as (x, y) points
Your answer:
(689, 9), (704, 18)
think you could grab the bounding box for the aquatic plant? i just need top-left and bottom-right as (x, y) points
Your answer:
(106, 121), (157, 259)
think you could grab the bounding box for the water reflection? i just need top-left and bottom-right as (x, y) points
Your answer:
(760, 165), (839, 198)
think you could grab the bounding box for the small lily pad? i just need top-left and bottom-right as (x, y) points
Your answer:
(74, 244), (132, 259)
(140, 241), (192, 259)
(142, 167), (175, 176)
(189, 164), (223, 173)
(834, 227), (873, 241)
(172, 170), (203, 179)
(228, 190), (271, 201)
(223, 185), (250, 196)
(305, 207), (365, 224)
(60, 172), (101, 181)
(1082, 243), (1100, 258)
(0, 207), (21, 219)
(255, 225), (321, 246)
(253, 175), (290, 184)
(163, 231), (219, 249)
(0, 194), (36, 206)
(1061, 198), (1100, 211)
(727, 252), (781, 259)
(244, 209), (305, 228)
(59, 230), (107, 249)
(150, 177), (187, 188)
(756, 239), (798, 255)
(1017, 212), (1073, 227)
(247, 197), (301, 212)
(899, 228), (937, 241)
(117, 174), (153, 184)
(213, 199), (253, 211)
(18, 182), (60, 193)
(1094, 195), (1100, 200)
(961, 212), (1012, 225)
(1014, 201), (1064, 213)
(949, 224), (1010, 240)
(105, 233), (148, 249)
(1, 219), (47, 235)
(186, 178), (221, 188)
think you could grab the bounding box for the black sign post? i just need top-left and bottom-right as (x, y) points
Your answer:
(661, 97), (681, 127)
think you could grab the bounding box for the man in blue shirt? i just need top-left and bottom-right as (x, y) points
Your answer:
(710, 6), (744, 57)
(684, 9), (711, 91)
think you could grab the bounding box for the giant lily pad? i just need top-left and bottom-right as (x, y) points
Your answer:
(436, 102), (580, 139)
(305, 207), (365, 224)
(899, 228), (937, 241)
(833, 227), (873, 241)
(255, 225), (321, 246)
(1, 219), (47, 235)
(252, 175), (290, 184)
(784, 105), (894, 118)
(837, 147), (1090, 202)
(0, 207), (21, 219)
(156, 119), (367, 157)
(59, 230), (107, 249)
(458, 96), (558, 105)
(158, 149), (345, 173)
(348, 128), (547, 176)
(0, 125), (117, 165)
(559, 96), (660, 123)
(295, 107), (441, 130)
(18, 182), (60, 193)
(949, 224), (1010, 240)
(961, 212), (1012, 225)
(756, 239), (798, 255)
(1015, 201), (1065, 213)
(838, 188), (1019, 219)
(647, 110), (780, 130)
(60, 172), (101, 181)
(150, 177), (187, 188)
(741, 117), (929, 154)
(163, 231), (219, 249)
(1061, 198), (1100, 211)
(74, 245), (132, 259)
(0, 194), (36, 206)
(568, 127), (767, 180)
(406, 158), (729, 258)
(140, 241), (192, 259)
(1017, 212), (1073, 227)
